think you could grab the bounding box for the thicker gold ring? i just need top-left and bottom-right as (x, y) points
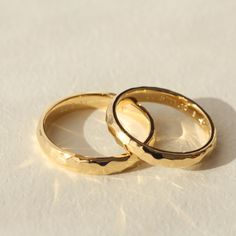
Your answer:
(37, 93), (155, 175)
(106, 86), (217, 168)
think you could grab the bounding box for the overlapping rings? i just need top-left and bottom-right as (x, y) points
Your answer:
(37, 86), (217, 175)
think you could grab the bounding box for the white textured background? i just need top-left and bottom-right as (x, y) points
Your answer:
(0, 0), (236, 235)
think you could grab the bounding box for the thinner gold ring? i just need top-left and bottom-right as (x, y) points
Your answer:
(37, 93), (155, 175)
(106, 86), (217, 168)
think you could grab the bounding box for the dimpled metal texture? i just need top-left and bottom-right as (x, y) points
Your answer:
(106, 87), (217, 168)
(37, 93), (155, 175)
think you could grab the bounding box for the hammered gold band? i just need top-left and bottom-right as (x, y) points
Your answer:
(37, 93), (155, 175)
(106, 86), (217, 168)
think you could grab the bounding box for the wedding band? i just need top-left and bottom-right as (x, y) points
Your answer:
(37, 93), (155, 175)
(106, 86), (217, 168)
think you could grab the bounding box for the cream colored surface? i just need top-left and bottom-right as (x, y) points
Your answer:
(0, 0), (236, 235)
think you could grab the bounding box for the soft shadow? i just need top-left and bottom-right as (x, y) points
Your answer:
(192, 97), (236, 170)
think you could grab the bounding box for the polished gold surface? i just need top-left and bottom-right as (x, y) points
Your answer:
(106, 87), (217, 168)
(37, 93), (155, 175)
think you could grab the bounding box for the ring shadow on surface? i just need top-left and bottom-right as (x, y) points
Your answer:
(191, 97), (236, 170)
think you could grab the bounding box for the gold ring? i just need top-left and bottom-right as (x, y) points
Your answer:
(37, 93), (155, 175)
(106, 86), (217, 168)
